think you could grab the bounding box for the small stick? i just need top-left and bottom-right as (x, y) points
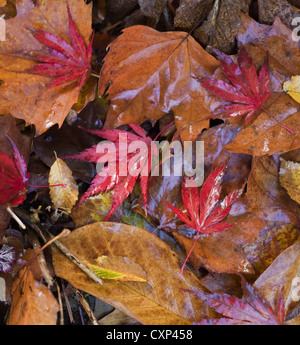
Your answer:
(61, 279), (74, 324)
(56, 281), (64, 325)
(6, 207), (26, 229)
(71, 285), (99, 325)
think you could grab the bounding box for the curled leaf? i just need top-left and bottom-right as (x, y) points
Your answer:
(49, 158), (78, 213)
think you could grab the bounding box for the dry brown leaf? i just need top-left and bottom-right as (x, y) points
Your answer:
(0, 0), (93, 134)
(279, 158), (300, 205)
(138, 0), (166, 23)
(8, 267), (59, 325)
(52, 222), (213, 325)
(49, 158), (78, 213)
(98, 25), (220, 141)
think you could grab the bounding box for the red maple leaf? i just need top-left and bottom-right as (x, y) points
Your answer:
(28, 4), (94, 89)
(163, 163), (243, 273)
(186, 277), (285, 325)
(0, 136), (29, 207)
(63, 124), (154, 221)
(201, 47), (272, 122)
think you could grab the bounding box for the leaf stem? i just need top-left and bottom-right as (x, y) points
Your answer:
(153, 120), (175, 141)
(260, 106), (294, 134)
(6, 206), (26, 229)
(180, 231), (200, 275)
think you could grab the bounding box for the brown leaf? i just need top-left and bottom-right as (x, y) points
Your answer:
(258, 0), (295, 28)
(0, 0), (93, 134)
(138, 0), (167, 23)
(98, 25), (220, 141)
(8, 267), (59, 325)
(52, 222), (213, 325)
(194, 0), (250, 54)
(174, 0), (214, 31)
(279, 158), (300, 205)
(253, 240), (300, 324)
(244, 222), (300, 280)
(246, 156), (300, 227)
(225, 15), (300, 155)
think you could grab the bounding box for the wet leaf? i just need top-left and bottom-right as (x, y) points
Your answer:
(246, 156), (300, 227)
(52, 222), (213, 325)
(253, 240), (300, 324)
(98, 25), (220, 141)
(8, 267), (59, 325)
(223, 15), (300, 155)
(279, 158), (300, 205)
(189, 277), (285, 325)
(87, 255), (147, 282)
(0, 0), (93, 134)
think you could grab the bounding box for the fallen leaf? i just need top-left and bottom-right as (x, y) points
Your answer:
(138, 0), (166, 23)
(201, 47), (273, 123)
(257, 0), (295, 28)
(174, 0), (214, 31)
(163, 163), (243, 272)
(87, 255), (147, 282)
(253, 240), (300, 324)
(194, 0), (250, 54)
(225, 15), (300, 155)
(283, 75), (300, 103)
(63, 124), (153, 220)
(244, 222), (300, 280)
(52, 222), (214, 325)
(98, 25), (220, 141)
(8, 267), (59, 325)
(279, 157), (300, 205)
(246, 156), (300, 227)
(189, 277), (285, 325)
(49, 158), (78, 213)
(0, 0), (93, 134)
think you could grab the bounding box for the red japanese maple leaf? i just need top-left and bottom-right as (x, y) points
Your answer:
(201, 47), (272, 122)
(63, 124), (154, 221)
(0, 136), (29, 208)
(163, 163), (243, 273)
(186, 277), (285, 325)
(28, 4), (94, 88)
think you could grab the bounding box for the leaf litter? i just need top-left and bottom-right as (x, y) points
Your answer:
(1, 0), (300, 326)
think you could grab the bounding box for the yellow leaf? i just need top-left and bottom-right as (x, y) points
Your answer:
(49, 158), (78, 213)
(279, 158), (300, 205)
(87, 255), (147, 282)
(283, 75), (300, 104)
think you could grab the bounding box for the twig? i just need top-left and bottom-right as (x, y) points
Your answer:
(71, 285), (99, 325)
(56, 281), (64, 325)
(7, 207), (26, 229)
(61, 279), (74, 324)
(14, 208), (103, 285)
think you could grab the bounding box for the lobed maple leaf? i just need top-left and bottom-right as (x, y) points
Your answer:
(62, 124), (153, 221)
(163, 163), (243, 273)
(200, 47), (272, 122)
(28, 4), (94, 89)
(0, 136), (29, 207)
(186, 277), (285, 325)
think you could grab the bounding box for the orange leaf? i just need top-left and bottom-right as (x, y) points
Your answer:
(8, 267), (59, 325)
(0, 0), (93, 134)
(98, 25), (220, 141)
